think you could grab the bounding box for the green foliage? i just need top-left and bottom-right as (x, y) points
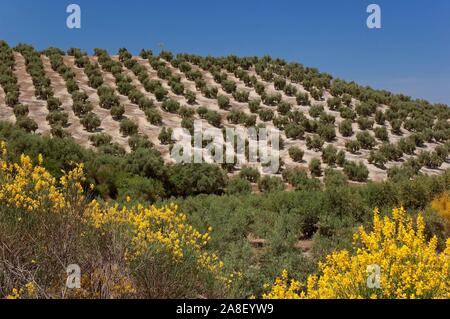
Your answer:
(321, 144), (338, 166)
(345, 140), (361, 153)
(339, 119), (353, 137)
(161, 99), (181, 113)
(158, 127), (173, 145)
(80, 112), (101, 132)
(120, 118), (139, 136)
(226, 177), (252, 195)
(239, 166), (261, 183)
(258, 176), (285, 193)
(288, 146), (304, 163)
(89, 133), (112, 147)
(218, 95), (231, 110)
(309, 158), (322, 177)
(343, 161), (369, 182)
(306, 134), (324, 152)
(168, 164), (228, 196)
(356, 131), (376, 149)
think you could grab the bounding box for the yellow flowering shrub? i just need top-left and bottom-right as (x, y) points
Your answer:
(432, 191), (450, 224)
(0, 141), (85, 212)
(263, 207), (450, 299)
(86, 200), (224, 274)
(0, 140), (229, 298)
(5, 282), (36, 299)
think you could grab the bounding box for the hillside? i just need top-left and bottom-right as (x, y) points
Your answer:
(0, 40), (449, 185)
(1, 40), (450, 300)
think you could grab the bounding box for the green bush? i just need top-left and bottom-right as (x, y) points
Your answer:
(343, 161), (369, 182)
(218, 95), (231, 110)
(296, 93), (310, 106)
(345, 140), (361, 154)
(158, 127), (174, 145)
(168, 163), (228, 196)
(89, 133), (113, 147)
(258, 108), (274, 122)
(13, 104), (29, 117)
(339, 119), (353, 137)
(317, 123), (336, 142)
(322, 145), (338, 166)
(288, 146), (304, 162)
(309, 158), (322, 177)
(206, 110), (222, 128)
(120, 118), (139, 136)
(357, 116), (374, 130)
(285, 123), (305, 140)
(111, 104), (125, 120)
(309, 104), (324, 118)
(368, 150), (387, 168)
(258, 176), (285, 193)
(277, 101), (292, 116)
(80, 112), (101, 132)
(356, 131), (376, 149)
(306, 134), (324, 151)
(128, 134), (153, 151)
(161, 99), (180, 113)
(47, 111), (69, 127)
(15, 116), (38, 133)
(374, 126), (389, 142)
(239, 166), (261, 183)
(226, 177), (252, 195)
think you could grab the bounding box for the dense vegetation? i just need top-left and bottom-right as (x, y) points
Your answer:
(1, 40), (449, 299)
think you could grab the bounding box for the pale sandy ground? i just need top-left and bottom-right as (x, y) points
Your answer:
(0, 86), (15, 123)
(41, 55), (93, 149)
(13, 52), (51, 135)
(1, 52), (448, 183)
(63, 55), (130, 151)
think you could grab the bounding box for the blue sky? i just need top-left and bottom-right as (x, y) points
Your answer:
(1, 0), (449, 104)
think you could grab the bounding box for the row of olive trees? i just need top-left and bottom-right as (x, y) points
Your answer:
(0, 42), (38, 133)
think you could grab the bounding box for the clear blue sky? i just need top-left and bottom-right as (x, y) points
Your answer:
(1, 0), (449, 104)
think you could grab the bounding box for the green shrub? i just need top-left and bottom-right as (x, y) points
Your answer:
(258, 108), (274, 122)
(306, 134), (324, 151)
(374, 126), (389, 142)
(317, 124), (336, 142)
(13, 104), (29, 117)
(258, 176), (285, 193)
(343, 161), (369, 182)
(296, 93), (310, 106)
(356, 131), (376, 149)
(80, 112), (101, 132)
(168, 163), (228, 196)
(357, 116), (374, 130)
(339, 119), (353, 137)
(322, 145), (338, 166)
(206, 111), (222, 127)
(218, 95), (231, 110)
(89, 133), (113, 147)
(226, 177), (252, 195)
(111, 104), (125, 120)
(128, 134), (153, 151)
(309, 158), (322, 177)
(161, 99), (180, 113)
(277, 101), (292, 116)
(368, 150), (387, 168)
(288, 146), (304, 162)
(345, 140), (361, 153)
(239, 166), (261, 183)
(16, 116), (38, 132)
(285, 123), (305, 140)
(120, 118), (139, 136)
(158, 127), (174, 145)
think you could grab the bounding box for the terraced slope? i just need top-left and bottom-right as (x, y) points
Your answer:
(1, 41), (449, 182)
